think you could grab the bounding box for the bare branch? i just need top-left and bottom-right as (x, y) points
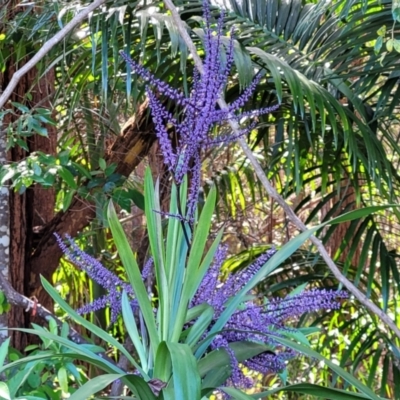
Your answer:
(0, 0), (107, 112)
(163, 0), (400, 340)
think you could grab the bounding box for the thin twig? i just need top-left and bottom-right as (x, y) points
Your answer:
(163, 0), (400, 340)
(0, 0), (107, 112)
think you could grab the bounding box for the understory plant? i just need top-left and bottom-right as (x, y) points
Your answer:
(0, 2), (392, 399)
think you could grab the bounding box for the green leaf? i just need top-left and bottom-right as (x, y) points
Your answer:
(144, 169), (169, 340)
(256, 383), (384, 399)
(59, 166), (77, 189)
(129, 188), (145, 210)
(377, 25), (386, 36)
(98, 158), (107, 170)
(374, 35), (383, 54)
(107, 201), (159, 355)
(8, 362), (39, 397)
(198, 341), (271, 378)
(185, 304), (214, 348)
(154, 342), (201, 400)
(0, 338), (10, 368)
(40, 277), (147, 378)
(220, 387), (253, 399)
(172, 186), (217, 342)
(31, 122), (48, 137)
(58, 367), (68, 394)
(69, 374), (123, 400)
(62, 189), (75, 212)
(71, 162), (92, 179)
(321, 205), (400, 226)
(124, 375), (158, 400)
(392, 0), (400, 22)
(0, 382), (10, 400)
(0, 350), (103, 375)
(121, 291), (148, 371)
(48, 317), (58, 335)
(386, 38), (394, 52)
(393, 39), (400, 52)
(271, 337), (384, 400)
(0, 168), (15, 184)
(27, 370), (40, 389)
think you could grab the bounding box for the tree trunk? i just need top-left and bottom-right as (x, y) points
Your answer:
(1, 65), (57, 348)
(0, 119), (10, 345)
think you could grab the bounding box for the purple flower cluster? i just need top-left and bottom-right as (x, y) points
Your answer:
(120, 1), (279, 221)
(191, 246), (348, 387)
(56, 232), (347, 389)
(55, 233), (152, 323)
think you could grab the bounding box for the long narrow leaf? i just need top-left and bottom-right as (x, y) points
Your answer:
(69, 374), (123, 400)
(255, 383), (383, 399)
(272, 336), (384, 400)
(121, 291), (148, 371)
(172, 186), (217, 341)
(144, 169), (169, 340)
(155, 342), (201, 399)
(41, 277), (147, 377)
(107, 201), (159, 354)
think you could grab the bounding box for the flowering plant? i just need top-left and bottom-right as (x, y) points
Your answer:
(0, 2), (388, 399)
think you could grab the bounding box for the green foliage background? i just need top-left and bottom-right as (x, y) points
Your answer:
(1, 0), (400, 397)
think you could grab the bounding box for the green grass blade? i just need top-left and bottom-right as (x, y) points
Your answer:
(188, 229), (224, 302)
(165, 181), (181, 283)
(186, 186), (217, 278)
(321, 205), (400, 226)
(198, 341), (271, 378)
(167, 179), (191, 339)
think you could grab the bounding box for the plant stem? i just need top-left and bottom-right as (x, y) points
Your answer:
(162, 0), (400, 341)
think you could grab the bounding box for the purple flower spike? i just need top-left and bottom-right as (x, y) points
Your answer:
(189, 245), (348, 388)
(120, 0), (278, 221)
(55, 233), (150, 323)
(147, 91), (177, 171)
